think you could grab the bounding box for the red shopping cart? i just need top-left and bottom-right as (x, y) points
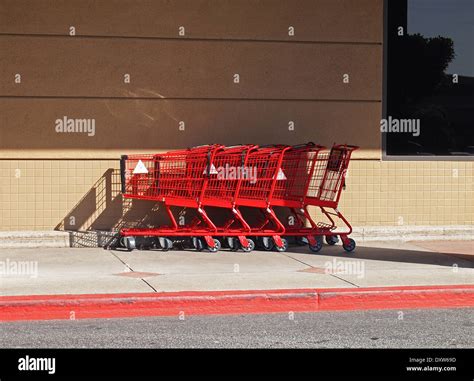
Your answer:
(121, 144), (222, 205)
(118, 143), (357, 253)
(120, 144), (289, 251)
(269, 144), (358, 252)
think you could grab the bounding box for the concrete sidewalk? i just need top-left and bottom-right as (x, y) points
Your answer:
(0, 241), (473, 296)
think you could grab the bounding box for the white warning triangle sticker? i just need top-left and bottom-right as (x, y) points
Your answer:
(276, 168), (287, 180)
(203, 164), (218, 175)
(133, 160), (149, 174)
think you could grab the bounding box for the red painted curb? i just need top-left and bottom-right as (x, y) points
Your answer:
(1, 285), (473, 322)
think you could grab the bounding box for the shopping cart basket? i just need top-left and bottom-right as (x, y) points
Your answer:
(121, 145), (284, 250)
(118, 143), (357, 253)
(270, 144), (358, 252)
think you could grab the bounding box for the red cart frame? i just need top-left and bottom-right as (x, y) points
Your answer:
(119, 143), (357, 253)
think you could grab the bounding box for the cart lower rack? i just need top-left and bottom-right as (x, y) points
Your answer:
(119, 143), (358, 253)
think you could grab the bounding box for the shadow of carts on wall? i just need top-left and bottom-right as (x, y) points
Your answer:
(55, 168), (169, 249)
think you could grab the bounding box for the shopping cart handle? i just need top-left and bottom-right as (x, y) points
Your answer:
(345, 145), (359, 150)
(333, 144), (359, 150)
(206, 150), (212, 178)
(258, 144), (285, 148)
(120, 155), (128, 194)
(291, 142), (316, 149)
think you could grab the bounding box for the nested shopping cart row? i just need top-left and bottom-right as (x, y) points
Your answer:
(119, 142), (358, 253)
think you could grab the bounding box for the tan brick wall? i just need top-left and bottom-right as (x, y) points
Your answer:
(0, 159), (472, 231)
(337, 160), (474, 226)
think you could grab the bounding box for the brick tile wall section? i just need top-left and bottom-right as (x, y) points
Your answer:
(0, 159), (473, 231)
(336, 160), (474, 226)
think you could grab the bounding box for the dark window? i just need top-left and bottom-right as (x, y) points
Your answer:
(385, 0), (474, 156)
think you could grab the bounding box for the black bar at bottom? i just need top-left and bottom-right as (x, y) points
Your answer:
(0, 348), (471, 380)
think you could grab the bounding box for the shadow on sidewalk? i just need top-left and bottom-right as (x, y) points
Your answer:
(286, 243), (474, 269)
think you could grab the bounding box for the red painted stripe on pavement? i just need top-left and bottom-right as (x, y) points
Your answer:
(1, 285), (473, 322)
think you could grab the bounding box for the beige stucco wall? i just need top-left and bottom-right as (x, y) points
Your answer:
(0, 0), (382, 159)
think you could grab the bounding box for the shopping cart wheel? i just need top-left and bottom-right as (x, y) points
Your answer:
(342, 238), (356, 253)
(260, 236), (274, 251)
(121, 236), (136, 251)
(227, 237), (239, 251)
(119, 237), (128, 250)
(295, 237), (308, 246)
(159, 237), (173, 251)
(309, 236), (323, 253)
(325, 235), (339, 245)
(192, 237), (205, 252)
(137, 242), (148, 250)
(208, 239), (221, 253)
(241, 238), (255, 253)
(274, 237), (289, 252)
(221, 237), (230, 249)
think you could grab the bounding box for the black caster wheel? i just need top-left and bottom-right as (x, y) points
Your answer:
(260, 236), (275, 251)
(192, 237), (205, 252)
(325, 235), (339, 245)
(274, 237), (289, 252)
(160, 237), (173, 251)
(120, 236), (136, 251)
(150, 237), (161, 250)
(221, 237), (230, 249)
(137, 243), (148, 250)
(309, 236), (323, 253)
(241, 238), (255, 253)
(208, 238), (221, 253)
(342, 238), (356, 253)
(137, 237), (154, 250)
(227, 237), (239, 251)
(295, 237), (308, 246)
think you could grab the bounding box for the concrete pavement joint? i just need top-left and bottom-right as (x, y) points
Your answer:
(280, 251), (322, 270)
(141, 279), (158, 293)
(108, 250), (133, 272)
(108, 250), (158, 293)
(326, 273), (361, 288)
